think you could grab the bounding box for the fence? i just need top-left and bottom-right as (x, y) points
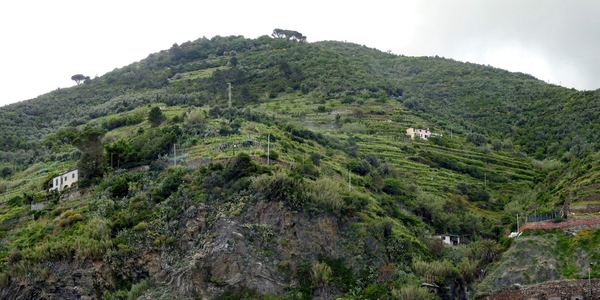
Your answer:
(526, 212), (557, 223)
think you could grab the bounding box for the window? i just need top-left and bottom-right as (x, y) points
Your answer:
(72, 173), (75, 179)
(56, 179), (59, 186)
(64, 176), (68, 181)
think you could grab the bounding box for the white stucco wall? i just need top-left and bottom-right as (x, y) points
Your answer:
(48, 169), (79, 192)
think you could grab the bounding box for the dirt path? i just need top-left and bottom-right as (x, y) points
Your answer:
(520, 218), (600, 231)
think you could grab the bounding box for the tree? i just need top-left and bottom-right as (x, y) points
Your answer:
(466, 133), (487, 146)
(229, 56), (238, 67)
(0, 166), (12, 178)
(72, 126), (106, 180)
(111, 175), (130, 198)
(271, 28), (306, 43)
(71, 74), (86, 85)
(148, 107), (166, 127)
(105, 139), (134, 169)
(478, 239), (500, 264)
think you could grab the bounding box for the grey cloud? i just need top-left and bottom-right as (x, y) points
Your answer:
(399, 0), (600, 90)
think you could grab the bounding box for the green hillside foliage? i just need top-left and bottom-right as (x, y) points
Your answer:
(0, 32), (599, 299)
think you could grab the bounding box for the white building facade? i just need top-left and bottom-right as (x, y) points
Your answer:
(406, 127), (442, 141)
(48, 169), (79, 192)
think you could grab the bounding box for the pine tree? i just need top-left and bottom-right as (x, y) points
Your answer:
(148, 107), (166, 127)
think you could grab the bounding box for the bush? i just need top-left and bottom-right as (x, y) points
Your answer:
(128, 195), (151, 225)
(292, 163), (320, 180)
(360, 284), (389, 299)
(393, 285), (433, 300)
(152, 167), (187, 202)
(67, 213), (84, 224)
(268, 150), (279, 161)
(7, 195), (22, 207)
(186, 108), (206, 125)
(0, 166), (12, 178)
(365, 153), (379, 168)
(382, 178), (408, 196)
(128, 279), (152, 300)
(342, 192), (368, 212)
(309, 152), (322, 166)
(348, 159), (371, 176)
(307, 177), (344, 212)
(133, 222), (148, 231)
(466, 133), (487, 146)
(253, 172), (308, 210)
(492, 139), (503, 151)
(111, 175), (129, 198)
(468, 189), (490, 202)
(59, 210), (85, 226)
(223, 153), (263, 181)
(341, 95), (355, 104)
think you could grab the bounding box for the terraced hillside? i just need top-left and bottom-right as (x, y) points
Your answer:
(0, 33), (598, 299)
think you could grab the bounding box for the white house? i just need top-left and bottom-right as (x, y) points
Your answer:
(436, 234), (460, 246)
(48, 169), (79, 192)
(406, 127), (442, 141)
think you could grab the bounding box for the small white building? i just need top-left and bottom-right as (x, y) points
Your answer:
(48, 169), (79, 192)
(406, 127), (442, 141)
(436, 234), (460, 246)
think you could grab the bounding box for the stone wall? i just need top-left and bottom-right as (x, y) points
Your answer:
(570, 203), (600, 214)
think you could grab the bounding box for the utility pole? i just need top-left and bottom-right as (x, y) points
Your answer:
(267, 134), (270, 165)
(484, 172), (487, 189)
(348, 168), (352, 191)
(516, 214), (519, 233)
(590, 263), (592, 299)
(227, 83), (232, 108)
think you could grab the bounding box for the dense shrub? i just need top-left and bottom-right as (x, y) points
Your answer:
(308, 177), (344, 212)
(348, 159), (371, 176)
(223, 153), (266, 181)
(309, 152), (322, 166)
(101, 114), (144, 130)
(7, 195), (22, 207)
(466, 133), (488, 146)
(252, 172), (308, 210)
(133, 222), (148, 231)
(152, 167), (187, 202)
(111, 175), (130, 198)
(382, 178), (408, 196)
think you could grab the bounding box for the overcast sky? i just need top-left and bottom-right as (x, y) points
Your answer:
(1, 0), (599, 107)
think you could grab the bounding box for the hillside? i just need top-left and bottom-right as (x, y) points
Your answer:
(0, 32), (599, 299)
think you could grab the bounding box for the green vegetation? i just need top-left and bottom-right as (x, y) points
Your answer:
(0, 30), (599, 299)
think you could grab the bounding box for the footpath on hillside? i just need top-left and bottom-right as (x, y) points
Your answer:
(520, 218), (600, 231)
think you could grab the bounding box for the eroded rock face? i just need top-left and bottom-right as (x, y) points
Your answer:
(1, 200), (350, 299)
(0, 262), (99, 300)
(157, 200), (346, 299)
